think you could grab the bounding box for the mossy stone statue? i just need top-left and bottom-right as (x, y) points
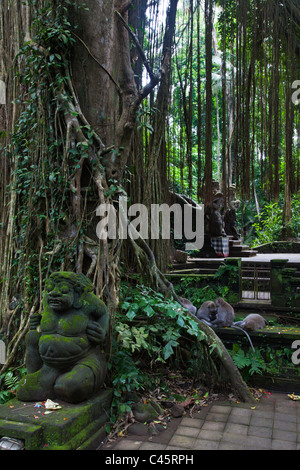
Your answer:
(17, 272), (109, 404)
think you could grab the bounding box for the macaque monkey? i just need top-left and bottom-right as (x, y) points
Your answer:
(196, 301), (217, 322)
(178, 297), (197, 315)
(201, 297), (255, 352)
(211, 297), (234, 327)
(234, 314), (268, 332)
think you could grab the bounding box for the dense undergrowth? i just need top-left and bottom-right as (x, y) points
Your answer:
(0, 279), (298, 439)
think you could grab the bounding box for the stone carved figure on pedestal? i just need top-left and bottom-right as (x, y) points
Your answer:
(201, 186), (227, 257)
(17, 272), (109, 404)
(224, 186), (241, 240)
(209, 192), (226, 237)
(224, 199), (241, 240)
(211, 180), (220, 196)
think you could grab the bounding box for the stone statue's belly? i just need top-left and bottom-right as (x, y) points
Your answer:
(39, 334), (90, 366)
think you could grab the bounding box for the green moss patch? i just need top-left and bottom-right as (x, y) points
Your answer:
(0, 389), (112, 450)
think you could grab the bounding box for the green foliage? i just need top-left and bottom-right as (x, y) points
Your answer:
(107, 284), (208, 423)
(136, 105), (157, 134)
(1, 0), (94, 302)
(251, 202), (283, 245)
(0, 368), (26, 404)
(230, 341), (300, 387)
(214, 261), (239, 280)
(173, 276), (229, 306)
(251, 196), (300, 246)
(116, 284), (206, 363)
(264, 345), (295, 375)
(108, 350), (149, 416)
(229, 344), (267, 381)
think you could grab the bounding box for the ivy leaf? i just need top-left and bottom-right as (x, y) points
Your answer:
(121, 301), (131, 310)
(126, 309), (137, 321)
(176, 315), (185, 327)
(163, 340), (179, 360)
(144, 305), (155, 317)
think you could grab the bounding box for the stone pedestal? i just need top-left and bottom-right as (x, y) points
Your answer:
(0, 389), (112, 450)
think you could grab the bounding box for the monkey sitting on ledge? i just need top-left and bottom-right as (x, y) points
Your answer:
(234, 313), (268, 331)
(210, 297), (234, 327)
(178, 297), (197, 315)
(197, 297), (255, 352)
(196, 301), (217, 322)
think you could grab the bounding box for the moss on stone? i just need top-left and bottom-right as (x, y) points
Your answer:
(0, 390), (113, 450)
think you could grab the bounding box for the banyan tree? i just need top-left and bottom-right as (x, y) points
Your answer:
(1, 0), (300, 402)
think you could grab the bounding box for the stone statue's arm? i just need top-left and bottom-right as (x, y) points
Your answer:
(25, 312), (43, 373)
(29, 312), (42, 330)
(86, 302), (109, 345)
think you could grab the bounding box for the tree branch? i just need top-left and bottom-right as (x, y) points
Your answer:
(115, 9), (159, 84)
(119, 0), (133, 15)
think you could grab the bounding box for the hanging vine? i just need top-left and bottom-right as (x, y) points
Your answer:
(0, 0), (182, 370)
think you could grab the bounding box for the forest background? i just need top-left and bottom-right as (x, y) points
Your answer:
(0, 0), (300, 406)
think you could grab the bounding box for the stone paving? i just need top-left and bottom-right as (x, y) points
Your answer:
(102, 392), (300, 451)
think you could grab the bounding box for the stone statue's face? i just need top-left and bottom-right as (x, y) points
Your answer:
(45, 279), (75, 312)
(214, 197), (223, 209)
(231, 200), (240, 210)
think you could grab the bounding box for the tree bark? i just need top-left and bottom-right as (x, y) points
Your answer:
(204, 0), (213, 206)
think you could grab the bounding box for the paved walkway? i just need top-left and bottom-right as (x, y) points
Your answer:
(102, 392), (300, 451)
